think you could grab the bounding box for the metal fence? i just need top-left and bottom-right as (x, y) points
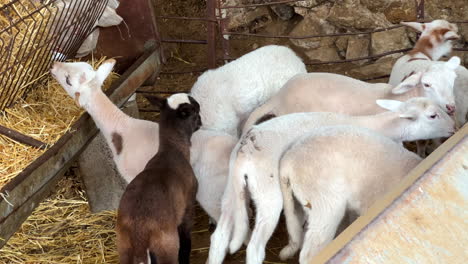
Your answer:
(0, 0), (108, 111)
(155, 0), (468, 81)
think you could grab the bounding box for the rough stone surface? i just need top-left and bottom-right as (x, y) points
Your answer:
(371, 27), (411, 55)
(327, 0), (392, 29)
(304, 44), (341, 62)
(348, 53), (402, 79)
(383, 1), (416, 23)
(289, 12), (335, 49)
(271, 4), (295, 21)
(225, 6), (271, 31)
(346, 36), (369, 62)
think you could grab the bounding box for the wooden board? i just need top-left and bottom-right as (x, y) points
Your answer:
(0, 50), (161, 248)
(313, 124), (468, 264)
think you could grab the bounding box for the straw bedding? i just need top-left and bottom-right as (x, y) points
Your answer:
(0, 57), (119, 188)
(0, 171), (119, 263)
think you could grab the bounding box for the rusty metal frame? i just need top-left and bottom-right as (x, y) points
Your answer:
(0, 0), (109, 111)
(0, 49), (161, 248)
(153, 0), (467, 75)
(311, 123), (468, 264)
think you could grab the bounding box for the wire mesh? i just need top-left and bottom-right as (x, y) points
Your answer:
(0, 0), (108, 111)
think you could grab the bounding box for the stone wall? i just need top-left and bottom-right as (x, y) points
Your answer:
(220, 0), (468, 78)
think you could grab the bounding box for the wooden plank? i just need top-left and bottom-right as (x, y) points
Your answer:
(0, 50), (161, 248)
(312, 124), (468, 264)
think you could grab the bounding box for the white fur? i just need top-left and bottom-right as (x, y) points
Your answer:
(279, 125), (422, 263)
(51, 62), (236, 224)
(190, 45), (306, 137)
(167, 93), (190, 110)
(389, 19), (467, 156)
(242, 68), (457, 135)
(51, 59), (159, 183)
(190, 129), (237, 223)
(208, 98), (454, 264)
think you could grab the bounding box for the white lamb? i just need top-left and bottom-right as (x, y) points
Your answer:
(51, 61), (230, 224)
(242, 57), (460, 135)
(190, 45), (306, 137)
(389, 19), (468, 128)
(190, 129), (237, 223)
(208, 98), (455, 264)
(278, 125), (424, 263)
(51, 59), (159, 183)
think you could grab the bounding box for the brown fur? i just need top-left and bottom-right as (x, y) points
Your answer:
(116, 95), (201, 264)
(112, 132), (123, 155)
(409, 36), (434, 59)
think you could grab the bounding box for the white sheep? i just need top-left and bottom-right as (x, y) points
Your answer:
(208, 97), (455, 264)
(242, 58), (460, 135)
(190, 45), (306, 137)
(389, 20), (467, 156)
(190, 129), (237, 223)
(389, 20), (462, 119)
(278, 125), (425, 263)
(51, 61), (232, 224)
(51, 59), (159, 183)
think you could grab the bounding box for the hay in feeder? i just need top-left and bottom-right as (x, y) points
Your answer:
(0, 57), (119, 188)
(0, 0), (56, 109)
(0, 173), (119, 264)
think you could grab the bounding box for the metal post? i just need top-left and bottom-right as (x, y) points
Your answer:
(415, 0), (425, 20)
(207, 0), (217, 68)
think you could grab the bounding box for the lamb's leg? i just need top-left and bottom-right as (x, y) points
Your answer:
(299, 197), (347, 264)
(279, 177), (304, 260)
(416, 140), (428, 158)
(245, 176), (283, 264)
(178, 207), (194, 264)
(207, 185), (236, 264)
(116, 226), (133, 264)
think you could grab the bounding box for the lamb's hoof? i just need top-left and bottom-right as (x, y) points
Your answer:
(208, 218), (216, 232)
(279, 243), (299, 260)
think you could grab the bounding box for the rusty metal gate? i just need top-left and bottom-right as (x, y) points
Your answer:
(154, 0), (468, 83)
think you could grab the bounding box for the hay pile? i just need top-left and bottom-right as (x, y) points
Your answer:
(0, 171), (119, 263)
(0, 57), (119, 188)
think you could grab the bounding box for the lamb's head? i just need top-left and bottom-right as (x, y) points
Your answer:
(391, 56), (460, 115)
(402, 20), (460, 60)
(145, 93), (202, 136)
(376, 97), (455, 141)
(50, 59), (116, 107)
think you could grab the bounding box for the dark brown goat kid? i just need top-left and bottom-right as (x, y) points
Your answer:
(116, 93), (202, 264)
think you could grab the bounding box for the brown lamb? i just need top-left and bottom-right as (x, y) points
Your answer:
(116, 93), (202, 264)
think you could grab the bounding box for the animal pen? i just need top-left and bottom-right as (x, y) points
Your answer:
(0, 0), (467, 263)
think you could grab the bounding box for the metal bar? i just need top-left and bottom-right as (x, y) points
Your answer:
(206, 0), (217, 68)
(155, 15), (217, 22)
(160, 69), (207, 74)
(222, 25), (403, 39)
(221, 48), (411, 65)
(220, 0), (300, 9)
(0, 124), (47, 149)
(160, 38), (207, 44)
(416, 0), (425, 20)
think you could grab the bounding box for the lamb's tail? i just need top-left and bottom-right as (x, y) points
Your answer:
(241, 100), (276, 135)
(207, 141), (251, 264)
(228, 140), (256, 253)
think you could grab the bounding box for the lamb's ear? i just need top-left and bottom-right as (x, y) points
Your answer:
(376, 99), (403, 112)
(95, 58), (116, 86)
(445, 56), (460, 70)
(145, 95), (166, 110)
(444, 31), (460, 41)
(392, 72), (423, 94)
(400, 21), (425, 32)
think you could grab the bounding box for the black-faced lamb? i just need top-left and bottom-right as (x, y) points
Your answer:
(116, 93), (201, 264)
